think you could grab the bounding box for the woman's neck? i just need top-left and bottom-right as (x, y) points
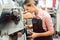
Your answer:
(34, 7), (39, 16)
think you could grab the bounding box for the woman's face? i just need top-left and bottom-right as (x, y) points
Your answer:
(24, 4), (35, 13)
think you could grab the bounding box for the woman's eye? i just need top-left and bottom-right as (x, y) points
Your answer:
(27, 4), (31, 6)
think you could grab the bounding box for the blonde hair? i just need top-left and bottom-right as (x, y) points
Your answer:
(23, 0), (36, 6)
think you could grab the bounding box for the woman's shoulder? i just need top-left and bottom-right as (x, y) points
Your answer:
(39, 8), (50, 19)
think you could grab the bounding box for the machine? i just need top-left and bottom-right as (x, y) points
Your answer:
(0, 0), (26, 40)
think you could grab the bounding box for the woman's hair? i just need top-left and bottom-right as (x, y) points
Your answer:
(23, 0), (38, 6)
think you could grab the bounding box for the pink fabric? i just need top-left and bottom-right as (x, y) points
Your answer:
(32, 9), (54, 33)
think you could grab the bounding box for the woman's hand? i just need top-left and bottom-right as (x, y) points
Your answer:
(27, 31), (38, 39)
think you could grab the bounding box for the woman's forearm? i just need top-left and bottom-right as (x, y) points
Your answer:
(36, 31), (54, 37)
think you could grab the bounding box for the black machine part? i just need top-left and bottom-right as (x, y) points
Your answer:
(0, 8), (21, 29)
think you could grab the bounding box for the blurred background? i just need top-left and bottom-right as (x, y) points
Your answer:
(0, 0), (60, 40)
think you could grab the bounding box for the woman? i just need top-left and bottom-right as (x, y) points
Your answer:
(23, 0), (54, 40)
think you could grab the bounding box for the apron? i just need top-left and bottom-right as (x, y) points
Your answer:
(32, 18), (53, 40)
